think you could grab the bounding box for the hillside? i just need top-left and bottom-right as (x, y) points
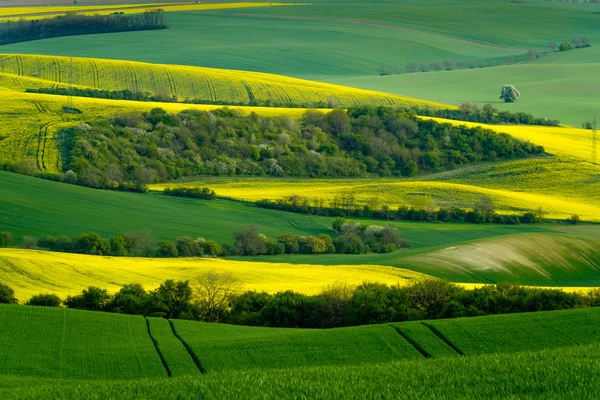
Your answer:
(1, 304), (600, 395)
(2, 343), (600, 398)
(0, 2), (296, 21)
(0, 54), (447, 108)
(330, 47), (600, 127)
(0, 248), (426, 300)
(159, 157), (600, 221)
(0, 89), (314, 173)
(2, 0), (598, 78)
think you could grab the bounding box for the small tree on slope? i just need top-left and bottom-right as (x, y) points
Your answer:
(500, 84), (520, 103)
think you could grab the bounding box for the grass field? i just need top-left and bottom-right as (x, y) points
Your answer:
(147, 317), (200, 377)
(2, 305), (600, 398)
(1, 342), (599, 399)
(172, 321), (423, 371)
(0, 248), (426, 300)
(331, 47), (600, 127)
(0, 305), (166, 379)
(0, 170), (552, 247)
(423, 307), (600, 356)
(3, 0), (598, 79)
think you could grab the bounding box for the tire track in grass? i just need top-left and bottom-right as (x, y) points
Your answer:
(421, 322), (465, 356)
(168, 320), (206, 374)
(145, 317), (172, 378)
(390, 325), (430, 358)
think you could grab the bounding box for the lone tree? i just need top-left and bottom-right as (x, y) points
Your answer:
(500, 84), (520, 103)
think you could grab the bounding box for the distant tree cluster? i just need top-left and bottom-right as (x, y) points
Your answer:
(0, 10), (167, 46)
(415, 102), (559, 126)
(48, 106), (543, 191)
(4, 279), (600, 329)
(550, 37), (591, 52)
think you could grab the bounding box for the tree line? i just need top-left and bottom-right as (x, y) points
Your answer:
(411, 102), (560, 126)
(39, 106), (542, 192)
(0, 10), (167, 45)
(2, 277), (599, 329)
(257, 196), (583, 225)
(0, 222), (410, 257)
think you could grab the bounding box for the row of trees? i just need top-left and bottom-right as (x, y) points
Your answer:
(0, 10), (167, 46)
(257, 196), (577, 225)
(0, 223), (410, 257)
(52, 106), (543, 191)
(3, 278), (600, 328)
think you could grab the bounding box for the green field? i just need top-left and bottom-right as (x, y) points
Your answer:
(3, 0), (598, 79)
(2, 343), (600, 399)
(2, 305), (600, 398)
(331, 50), (600, 126)
(5, 171), (600, 286)
(0, 305), (166, 379)
(0, 170), (548, 247)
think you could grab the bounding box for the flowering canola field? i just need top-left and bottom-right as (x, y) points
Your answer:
(151, 157), (600, 221)
(0, 3), (297, 21)
(0, 248), (428, 301)
(0, 54), (447, 109)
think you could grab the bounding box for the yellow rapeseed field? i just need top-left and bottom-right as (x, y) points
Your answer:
(0, 248), (428, 301)
(151, 157), (600, 221)
(0, 89), (315, 173)
(422, 117), (595, 161)
(0, 3), (298, 21)
(0, 54), (449, 109)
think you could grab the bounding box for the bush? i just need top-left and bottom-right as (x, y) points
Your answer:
(64, 286), (110, 311)
(106, 284), (149, 315)
(71, 233), (110, 255)
(26, 293), (62, 307)
(22, 236), (37, 249)
(155, 240), (178, 257)
(0, 282), (18, 304)
(333, 233), (365, 254)
(0, 232), (14, 248)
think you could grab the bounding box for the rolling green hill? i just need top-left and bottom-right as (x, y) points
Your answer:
(1, 304), (600, 398)
(330, 55), (600, 127)
(3, 0), (598, 79)
(4, 171), (600, 287)
(2, 343), (600, 399)
(0, 305), (166, 379)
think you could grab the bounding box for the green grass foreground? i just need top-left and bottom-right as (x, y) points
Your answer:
(1, 305), (600, 398)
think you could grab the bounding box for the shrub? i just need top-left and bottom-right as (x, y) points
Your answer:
(0, 232), (14, 248)
(22, 236), (37, 249)
(71, 233), (110, 255)
(333, 233), (365, 254)
(155, 240), (178, 257)
(106, 283), (149, 314)
(26, 293), (62, 307)
(64, 286), (110, 311)
(0, 282), (18, 304)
